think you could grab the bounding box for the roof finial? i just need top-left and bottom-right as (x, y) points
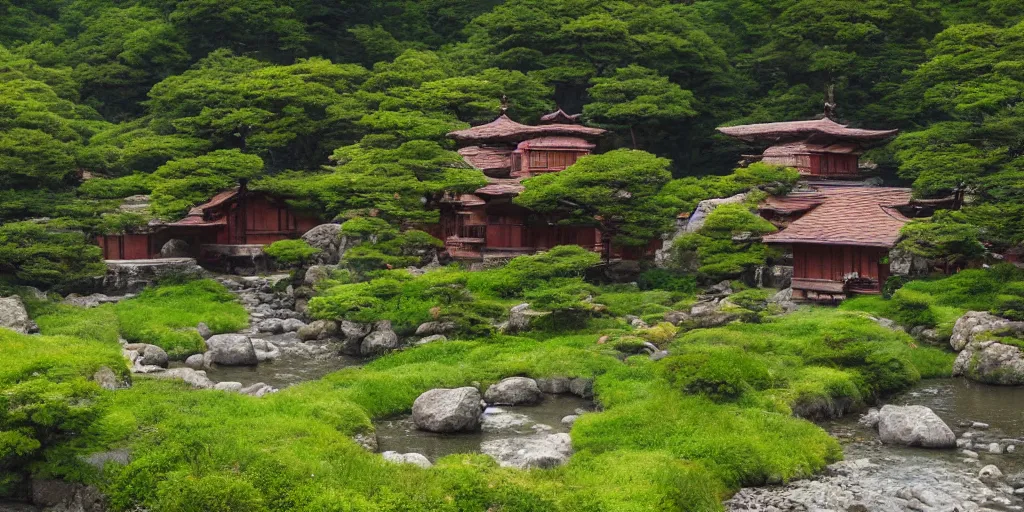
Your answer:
(500, 94), (509, 115)
(823, 84), (838, 121)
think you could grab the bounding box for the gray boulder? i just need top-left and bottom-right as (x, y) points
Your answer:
(150, 367), (214, 389)
(876, 405), (956, 448)
(412, 387), (483, 433)
(361, 320), (399, 356)
(950, 311), (1013, 351)
(196, 322), (213, 340)
(251, 338), (280, 362)
(415, 321), (457, 336)
(536, 377), (571, 394)
(484, 377), (542, 405)
(655, 193), (746, 268)
(569, 378), (594, 399)
(32, 479), (105, 512)
(301, 224), (343, 264)
(953, 340), (1024, 385)
(0, 296), (33, 334)
(298, 319), (338, 341)
(184, 353), (207, 370)
(889, 247), (930, 277)
(416, 334), (447, 345)
(160, 239), (191, 258)
(123, 343), (168, 368)
(280, 318), (307, 333)
(501, 303), (548, 334)
(92, 366), (124, 391)
(481, 433), (573, 469)
(663, 310), (691, 326)
(204, 334), (258, 366)
(382, 451), (432, 469)
(214, 381), (244, 392)
(303, 265), (334, 287)
(256, 318), (285, 334)
(240, 382), (278, 397)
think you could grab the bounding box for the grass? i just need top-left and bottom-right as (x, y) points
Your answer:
(5, 268), (977, 511)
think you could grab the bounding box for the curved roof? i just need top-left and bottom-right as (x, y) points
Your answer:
(539, 108), (581, 124)
(516, 136), (595, 151)
(717, 118), (897, 143)
(457, 146), (511, 171)
(762, 187), (912, 247)
(448, 114), (605, 144)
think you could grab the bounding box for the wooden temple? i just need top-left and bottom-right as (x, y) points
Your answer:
(718, 109), (911, 299)
(97, 183), (320, 262)
(717, 118), (897, 179)
(440, 107), (619, 261)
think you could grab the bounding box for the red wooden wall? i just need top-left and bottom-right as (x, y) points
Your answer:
(808, 153), (859, 177)
(97, 234), (156, 260)
(793, 243), (889, 290)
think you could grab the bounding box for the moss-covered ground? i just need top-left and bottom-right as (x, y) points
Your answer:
(2, 266), (978, 511)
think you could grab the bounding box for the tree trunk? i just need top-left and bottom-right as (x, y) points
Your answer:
(629, 126), (638, 149)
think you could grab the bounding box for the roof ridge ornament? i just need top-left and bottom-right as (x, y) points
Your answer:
(500, 94), (509, 116)
(823, 84), (838, 121)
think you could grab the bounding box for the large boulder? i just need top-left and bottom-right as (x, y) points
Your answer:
(484, 377), (542, 405)
(382, 451), (432, 469)
(876, 405), (956, 448)
(301, 224), (344, 265)
(412, 387), (483, 433)
(204, 334), (258, 366)
(149, 367), (214, 389)
(32, 479), (106, 512)
(297, 319), (338, 341)
(361, 320), (399, 356)
(160, 239), (191, 258)
(481, 433), (573, 469)
(889, 247), (930, 277)
(303, 265), (335, 287)
(500, 303), (548, 334)
(950, 311), (1013, 351)
(0, 296), (33, 334)
(415, 321), (457, 336)
(953, 340), (1024, 385)
(655, 193), (746, 268)
(123, 343), (169, 368)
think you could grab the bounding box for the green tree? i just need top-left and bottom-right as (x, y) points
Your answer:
(515, 149), (674, 260)
(584, 65), (696, 149)
(149, 150), (264, 219)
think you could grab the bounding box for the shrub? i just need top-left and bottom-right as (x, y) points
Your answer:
(672, 204), (777, 280)
(77, 173), (153, 199)
(636, 268), (696, 294)
(467, 245), (601, 298)
(0, 220), (106, 289)
(524, 277), (598, 327)
(661, 348), (772, 402)
(882, 275), (909, 299)
(156, 473), (267, 512)
(889, 288), (937, 328)
(265, 239), (321, 267)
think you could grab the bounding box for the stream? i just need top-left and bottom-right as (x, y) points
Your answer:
(727, 378), (1024, 511)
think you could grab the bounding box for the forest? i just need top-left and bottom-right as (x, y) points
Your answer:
(0, 0), (1023, 288)
(4, 1), (1024, 511)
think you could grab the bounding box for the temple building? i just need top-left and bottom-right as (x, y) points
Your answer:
(717, 117), (898, 179)
(758, 185), (913, 300)
(440, 107), (619, 261)
(96, 184), (320, 264)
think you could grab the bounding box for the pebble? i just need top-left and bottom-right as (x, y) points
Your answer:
(963, 450), (980, 459)
(973, 422), (991, 430)
(990, 443), (1003, 454)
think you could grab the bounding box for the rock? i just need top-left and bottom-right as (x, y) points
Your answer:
(240, 382), (277, 397)
(382, 451), (432, 468)
(83, 448), (131, 470)
(102, 258), (205, 295)
(353, 433), (378, 452)
(484, 377), (542, 405)
(256, 318), (285, 334)
(62, 293), (128, 308)
(481, 433), (573, 469)
(624, 315), (649, 329)
(663, 310), (691, 325)
(989, 442), (1003, 454)
(536, 377), (571, 394)
(704, 280), (733, 298)
(972, 421), (990, 429)
(858, 408), (881, 428)
(655, 193), (746, 268)
(204, 334), (258, 366)
(1007, 472), (1024, 489)
(303, 265), (334, 287)
(280, 318), (307, 333)
(251, 338), (280, 362)
(411, 387), (483, 433)
(123, 343), (169, 368)
(415, 321), (457, 336)
(963, 449), (979, 459)
(184, 354), (206, 369)
(0, 296), (32, 334)
(196, 322), (213, 340)
(92, 366), (124, 391)
(561, 415), (579, 427)
(687, 299), (740, 328)
(160, 238), (191, 258)
(416, 334), (447, 345)
(950, 311), (1016, 351)
(31, 479), (105, 512)
(980, 465), (1004, 480)
(569, 378), (594, 399)
(214, 381), (244, 392)
(150, 367), (214, 389)
(889, 247), (930, 277)
(876, 405), (956, 448)
(481, 407), (533, 431)
(953, 340), (1024, 385)
(301, 224), (344, 264)
(504, 303), (535, 334)
(361, 320), (399, 356)
(298, 319), (337, 341)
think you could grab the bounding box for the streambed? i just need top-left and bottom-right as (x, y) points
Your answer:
(727, 378), (1024, 511)
(375, 394), (594, 462)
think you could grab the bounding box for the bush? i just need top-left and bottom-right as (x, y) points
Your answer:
(636, 269), (696, 294)
(265, 239), (321, 267)
(0, 221), (106, 288)
(882, 275), (909, 299)
(889, 288), (937, 328)
(662, 348), (772, 402)
(672, 204), (777, 280)
(156, 473), (267, 512)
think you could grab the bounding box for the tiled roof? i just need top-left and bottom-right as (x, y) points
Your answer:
(762, 187), (912, 247)
(168, 216), (228, 227)
(449, 114), (605, 144)
(539, 108), (581, 124)
(184, 188), (239, 216)
(717, 118), (897, 142)
(762, 141), (860, 156)
(516, 136), (596, 151)
(759, 193), (827, 214)
(458, 146), (511, 171)
(475, 178), (525, 197)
